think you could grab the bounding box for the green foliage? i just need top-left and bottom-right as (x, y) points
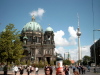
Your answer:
(15, 60), (20, 65)
(82, 55), (91, 65)
(0, 24), (24, 64)
(63, 60), (71, 65)
(44, 60), (48, 65)
(20, 60), (26, 65)
(27, 60), (31, 66)
(50, 60), (54, 65)
(39, 60), (44, 65)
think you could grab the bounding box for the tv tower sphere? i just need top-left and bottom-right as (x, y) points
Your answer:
(77, 28), (81, 36)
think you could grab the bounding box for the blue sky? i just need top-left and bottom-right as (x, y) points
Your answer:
(0, 0), (100, 61)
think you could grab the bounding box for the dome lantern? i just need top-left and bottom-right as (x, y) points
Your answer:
(32, 15), (35, 22)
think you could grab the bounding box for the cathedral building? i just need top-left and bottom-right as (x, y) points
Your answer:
(20, 16), (55, 64)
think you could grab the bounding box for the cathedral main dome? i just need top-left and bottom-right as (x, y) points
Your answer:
(22, 16), (43, 32)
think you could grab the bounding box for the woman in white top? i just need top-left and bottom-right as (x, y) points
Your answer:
(13, 65), (19, 75)
(35, 67), (39, 75)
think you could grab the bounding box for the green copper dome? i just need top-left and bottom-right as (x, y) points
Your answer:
(22, 16), (43, 32)
(46, 26), (53, 31)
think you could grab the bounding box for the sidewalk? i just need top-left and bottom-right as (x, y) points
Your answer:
(0, 68), (100, 75)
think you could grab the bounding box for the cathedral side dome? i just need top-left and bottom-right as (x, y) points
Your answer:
(22, 16), (43, 32)
(46, 26), (53, 32)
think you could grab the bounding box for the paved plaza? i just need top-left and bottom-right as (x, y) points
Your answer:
(0, 67), (100, 75)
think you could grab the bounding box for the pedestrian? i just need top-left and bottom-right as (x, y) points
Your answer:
(83, 66), (86, 74)
(30, 66), (34, 73)
(77, 66), (81, 74)
(80, 66), (83, 74)
(35, 66), (39, 75)
(44, 65), (48, 70)
(88, 66), (90, 72)
(13, 65), (19, 75)
(19, 66), (24, 75)
(72, 66), (76, 73)
(64, 65), (69, 75)
(44, 66), (53, 75)
(3, 65), (8, 75)
(27, 66), (30, 75)
(73, 69), (80, 75)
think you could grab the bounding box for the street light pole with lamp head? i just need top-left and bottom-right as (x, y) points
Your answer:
(93, 29), (100, 67)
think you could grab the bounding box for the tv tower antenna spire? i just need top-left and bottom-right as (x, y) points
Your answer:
(77, 13), (80, 28)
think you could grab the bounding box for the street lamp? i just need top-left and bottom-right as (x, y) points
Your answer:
(93, 29), (100, 67)
(81, 47), (86, 65)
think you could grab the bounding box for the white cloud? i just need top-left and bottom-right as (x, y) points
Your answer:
(54, 30), (69, 46)
(68, 26), (77, 38)
(30, 8), (45, 19)
(68, 26), (77, 45)
(81, 45), (90, 58)
(54, 26), (77, 46)
(54, 47), (66, 57)
(69, 49), (78, 61)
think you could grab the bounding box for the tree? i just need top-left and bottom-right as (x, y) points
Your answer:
(77, 60), (82, 65)
(0, 24), (24, 64)
(83, 55), (91, 65)
(63, 59), (71, 65)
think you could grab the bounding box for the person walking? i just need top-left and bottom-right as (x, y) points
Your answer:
(64, 65), (69, 75)
(83, 66), (86, 74)
(77, 66), (81, 74)
(3, 65), (8, 75)
(27, 66), (30, 75)
(35, 67), (39, 75)
(88, 66), (90, 72)
(30, 66), (34, 74)
(13, 65), (19, 75)
(19, 66), (24, 75)
(73, 69), (80, 75)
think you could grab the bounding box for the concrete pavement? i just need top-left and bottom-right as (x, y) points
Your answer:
(0, 68), (100, 75)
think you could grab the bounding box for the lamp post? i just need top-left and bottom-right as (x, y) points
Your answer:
(93, 29), (100, 67)
(81, 47), (86, 65)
